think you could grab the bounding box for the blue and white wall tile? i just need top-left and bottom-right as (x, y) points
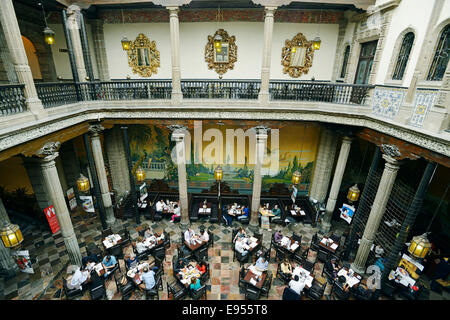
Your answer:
(409, 90), (438, 127)
(371, 87), (407, 119)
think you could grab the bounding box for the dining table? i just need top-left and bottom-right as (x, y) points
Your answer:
(243, 265), (267, 290)
(292, 265), (314, 289)
(176, 263), (202, 288)
(337, 267), (361, 288)
(102, 234), (122, 250)
(318, 236), (339, 253)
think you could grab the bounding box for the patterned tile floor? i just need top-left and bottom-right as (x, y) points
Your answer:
(0, 210), (448, 300)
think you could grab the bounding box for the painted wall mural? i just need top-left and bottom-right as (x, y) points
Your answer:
(127, 121), (320, 194)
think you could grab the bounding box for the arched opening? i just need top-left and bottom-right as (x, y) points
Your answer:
(21, 36), (42, 81)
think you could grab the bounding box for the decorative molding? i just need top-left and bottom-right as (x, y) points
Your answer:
(381, 143), (402, 158)
(126, 33), (160, 78)
(35, 141), (61, 157)
(0, 103), (448, 162)
(281, 32), (314, 78)
(205, 29), (237, 78)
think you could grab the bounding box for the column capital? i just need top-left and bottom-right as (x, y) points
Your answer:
(35, 141), (61, 159)
(167, 6), (179, 15)
(168, 125), (188, 141)
(252, 125), (271, 136)
(382, 154), (401, 170)
(264, 6), (277, 16)
(89, 123), (105, 136)
(342, 136), (354, 144)
(381, 143), (402, 158)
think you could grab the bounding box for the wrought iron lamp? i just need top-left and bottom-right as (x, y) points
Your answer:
(347, 184), (361, 203)
(214, 166), (223, 198)
(135, 166), (145, 183)
(408, 233), (432, 259)
(312, 9), (322, 50)
(39, 2), (55, 45)
(291, 170), (301, 185)
(76, 173), (90, 192)
(0, 222), (23, 248)
(120, 9), (131, 51)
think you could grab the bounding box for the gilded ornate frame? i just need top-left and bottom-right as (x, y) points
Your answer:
(205, 29), (237, 77)
(281, 33), (314, 78)
(127, 33), (160, 77)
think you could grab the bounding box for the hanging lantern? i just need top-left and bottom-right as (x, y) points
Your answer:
(43, 27), (55, 45)
(291, 170), (301, 185)
(0, 222), (23, 248)
(312, 36), (321, 50)
(121, 36), (131, 51)
(214, 166), (223, 182)
(77, 174), (90, 192)
(408, 233), (432, 259)
(347, 184), (361, 202)
(135, 166), (145, 183)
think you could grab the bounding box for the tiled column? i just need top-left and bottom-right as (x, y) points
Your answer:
(104, 126), (130, 196)
(36, 142), (82, 266)
(309, 128), (339, 203)
(90, 19), (110, 81)
(258, 6), (276, 105)
(168, 6), (182, 104)
(0, 0), (45, 119)
(169, 125), (189, 227)
(351, 150), (401, 274)
(0, 198), (19, 275)
(321, 136), (353, 233)
(250, 126), (270, 227)
(66, 5), (87, 82)
(89, 124), (116, 226)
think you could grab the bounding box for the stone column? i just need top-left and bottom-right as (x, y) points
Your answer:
(321, 136), (353, 233)
(331, 18), (348, 82)
(36, 142), (82, 266)
(168, 7), (182, 104)
(89, 124), (116, 226)
(250, 126), (270, 227)
(309, 128), (339, 203)
(0, 25), (18, 83)
(169, 125), (189, 227)
(0, 198), (19, 276)
(60, 141), (82, 204)
(23, 157), (52, 213)
(90, 19), (110, 81)
(0, 0), (45, 119)
(66, 5), (87, 82)
(351, 148), (401, 274)
(258, 6), (276, 105)
(104, 126), (130, 196)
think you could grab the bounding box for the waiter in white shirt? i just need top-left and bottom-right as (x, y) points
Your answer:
(67, 266), (90, 290)
(184, 228), (195, 243)
(156, 200), (164, 214)
(235, 237), (248, 256)
(200, 228), (209, 242)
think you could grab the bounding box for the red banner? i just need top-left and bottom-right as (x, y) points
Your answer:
(44, 205), (60, 234)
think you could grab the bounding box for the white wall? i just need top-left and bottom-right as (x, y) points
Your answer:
(375, 0), (435, 86)
(100, 21), (338, 80)
(104, 22), (172, 79)
(49, 23), (99, 80)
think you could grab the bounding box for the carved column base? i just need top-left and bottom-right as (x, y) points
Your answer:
(258, 91), (270, 106)
(171, 91), (183, 105)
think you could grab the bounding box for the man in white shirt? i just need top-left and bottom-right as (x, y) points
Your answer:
(155, 200), (164, 214)
(289, 275), (306, 296)
(135, 236), (147, 253)
(184, 228), (195, 243)
(235, 237), (248, 256)
(67, 266), (90, 290)
(255, 257), (269, 271)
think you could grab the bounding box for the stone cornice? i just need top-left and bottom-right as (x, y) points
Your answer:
(0, 101), (448, 162)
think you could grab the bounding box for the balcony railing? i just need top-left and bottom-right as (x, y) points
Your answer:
(269, 80), (374, 105)
(0, 84), (27, 115)
(25, 79), (375, 111)
(181, 79), (261, 99)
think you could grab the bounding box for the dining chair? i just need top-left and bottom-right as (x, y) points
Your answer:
(189, 284), (207, 300)
(245, 287), (261, 300)
(261, 273), (273, 298)
(167, 279), (188, 300)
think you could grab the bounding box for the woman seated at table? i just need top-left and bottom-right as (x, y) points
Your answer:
(135, 236), (147, 254)
(197, 261), (207, 274)
(337, 275), (350, 292)
(273, 230), (283, 243)
(233, 227), (247, 243)
(235, 237), (249, 257)
(199, 228), (209, 242)
(237, 205), (249, 222)
(144, 227), (153, 238)
(255, 256), (269, 271)
(190, 276), (201, 291)
(170, 204), (181, 223)
(280, 258), (293, 278)
(223, 205), (233, 226)
(125, 254), (139, 270)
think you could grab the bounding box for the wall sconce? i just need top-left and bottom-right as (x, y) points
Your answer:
(0, 222), (23, 248)
(77, 173), (90, 192)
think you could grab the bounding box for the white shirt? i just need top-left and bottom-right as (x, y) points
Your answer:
(201, 231), (209, 242)
(136, 242), (147, 253)
(156, 201), (163, 212)
(173, 207), (181, 216)
(235, 240), (247, 254)
(184, 229), (194, 242)
(70, 268), (88, 290)
(289, 278), (306, 296)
